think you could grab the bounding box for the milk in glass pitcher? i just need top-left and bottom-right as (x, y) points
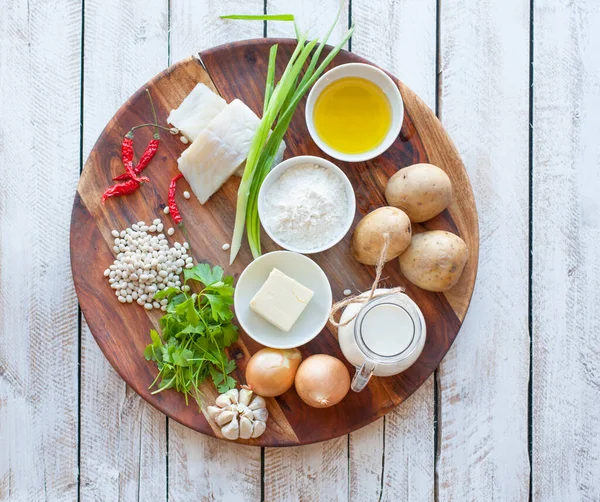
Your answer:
(338, 289), (426, 392)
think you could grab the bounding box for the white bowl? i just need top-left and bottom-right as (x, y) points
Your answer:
(305, 63), (404, 162)
(258, 155), (356, 254)
(234, 251), (332, 349)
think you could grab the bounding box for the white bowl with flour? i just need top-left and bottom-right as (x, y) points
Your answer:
(258, 155), (356, 254)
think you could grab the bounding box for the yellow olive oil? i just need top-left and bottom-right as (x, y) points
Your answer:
(313, 77), (392, 154)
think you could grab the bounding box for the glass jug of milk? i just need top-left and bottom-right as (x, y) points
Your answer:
(338, 289), (426, 392)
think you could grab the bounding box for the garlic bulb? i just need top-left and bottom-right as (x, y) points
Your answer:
(207, 387), (269, 441)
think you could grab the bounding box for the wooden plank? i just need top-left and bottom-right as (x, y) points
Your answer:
(168, 422), (262, 501)
(79, 1), (168, 500)
(437, 0), (531, 499)
(265, 0), (350, 45)
(351, 0), (436, 499)
(532, 0), (600, 499)
(170, 0), (265, 63)
(0, 0), (80, 500)
(264, 438), (348, 501)
(262, 1), (349, 497)
(167, 1), (263, 499)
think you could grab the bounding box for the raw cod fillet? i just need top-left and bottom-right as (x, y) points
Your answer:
(167, 83), (227, 141)
(178, 99), (285, 204)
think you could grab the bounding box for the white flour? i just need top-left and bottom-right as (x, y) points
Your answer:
(263, 163), (348, 250)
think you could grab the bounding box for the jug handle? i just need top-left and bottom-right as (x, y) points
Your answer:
(351, 360), (376, 392)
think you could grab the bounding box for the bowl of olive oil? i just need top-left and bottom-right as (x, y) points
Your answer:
(305, 63), (404, 162)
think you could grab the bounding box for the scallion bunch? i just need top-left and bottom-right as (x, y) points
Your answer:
(222, 7), (355, 263)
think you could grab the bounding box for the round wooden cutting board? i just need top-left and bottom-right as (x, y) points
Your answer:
(70, 39), (479, 446)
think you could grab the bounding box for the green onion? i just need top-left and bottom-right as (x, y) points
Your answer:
(226, 4), (354, 263)
(263, 44), (278, 114)
(220, 14), (295, 21)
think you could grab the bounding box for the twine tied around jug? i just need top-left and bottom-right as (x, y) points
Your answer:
(329, 233), (405, 327)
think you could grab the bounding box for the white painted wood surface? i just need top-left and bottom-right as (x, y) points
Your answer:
(79, 1), (168, 500)
(0, 1), (80, 501)
(532, 0), (600, 500)
(1, 0), (599, 500)
(437, 0), (531, 500)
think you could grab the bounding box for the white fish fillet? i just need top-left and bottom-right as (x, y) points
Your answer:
(167, 83), (227, 141)
(178, 99), (286, 204)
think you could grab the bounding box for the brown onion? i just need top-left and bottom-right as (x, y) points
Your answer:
(245, 348), (302, 397)
(294, 354), (350, 408)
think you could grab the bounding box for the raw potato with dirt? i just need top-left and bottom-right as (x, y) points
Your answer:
(350, 207), (412, 265)
(385, 163), (452, 222)
(399, 230), (468, 292)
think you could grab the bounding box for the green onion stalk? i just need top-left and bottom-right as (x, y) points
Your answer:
(222, 5), (354, 263)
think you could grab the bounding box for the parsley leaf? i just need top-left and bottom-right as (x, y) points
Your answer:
(184, 263), (224, 286)
(204, 293), (234, 322)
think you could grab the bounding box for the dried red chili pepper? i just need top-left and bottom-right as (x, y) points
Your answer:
(121, 131), (150, 184)
(114, 91), (163, 181)
(101, 179), (141, 203)
(168, 173), (184, 224)
(113, 135), (160, 181)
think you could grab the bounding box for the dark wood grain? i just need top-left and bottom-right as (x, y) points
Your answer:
(70, 40), (479, 446)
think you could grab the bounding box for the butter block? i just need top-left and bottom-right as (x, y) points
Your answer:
(250, 268), (314, 332)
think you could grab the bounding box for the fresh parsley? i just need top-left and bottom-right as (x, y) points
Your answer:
(144, 264), (238, 408)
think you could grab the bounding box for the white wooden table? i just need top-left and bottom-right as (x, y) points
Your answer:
(1, 0), (599, 500)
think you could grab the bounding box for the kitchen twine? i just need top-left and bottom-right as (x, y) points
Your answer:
(329, 232), (405, 327)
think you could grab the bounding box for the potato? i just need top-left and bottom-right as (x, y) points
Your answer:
(351, 207), (412, 265)
(399, 230), (468, 292)
(385, 163), (452, 222)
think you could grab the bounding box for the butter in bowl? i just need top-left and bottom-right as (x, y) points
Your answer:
(234, 251), (332, 349)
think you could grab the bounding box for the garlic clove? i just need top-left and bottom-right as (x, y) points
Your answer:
(216, 409), (237, 426)
(226, 388), (239, 404)
(253, 408), (269, 422)
(251, 421), (266, 438)
(239, 416), (253, 439)
(221, 416), (239, 440)
(239, 387), (253, 406)
(215, 394), (232, 408)
(248, 395), (266, 411)
(207, 405), (223, 421)
(240, 407), (254, 421)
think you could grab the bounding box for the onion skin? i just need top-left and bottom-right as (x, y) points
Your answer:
(295, 354), (351, 408)
(245, 348), (302, 397)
